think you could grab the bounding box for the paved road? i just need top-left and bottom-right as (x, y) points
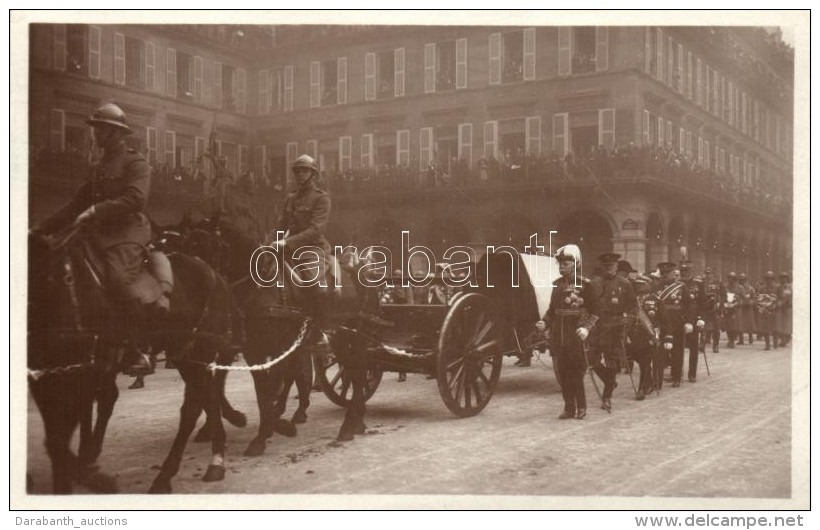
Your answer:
(25, 342), (798, 505)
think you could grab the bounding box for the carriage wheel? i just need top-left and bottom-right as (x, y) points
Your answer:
(317, 353), (383, 408)
(437, 292), (503, 417)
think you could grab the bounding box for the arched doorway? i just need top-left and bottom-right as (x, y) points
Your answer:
(556, 210), (614, 276)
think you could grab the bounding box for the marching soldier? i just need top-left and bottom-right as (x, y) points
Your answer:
(624, 274), (662, 399)
(543, 244), (599, 419)
(702, 267), (726, 353)
(776, 272), (792, 347)
(654, 262), (695, 387)
(587, 252), (638, 411)
(32, 103), (160, 375)
(724, 272), (742, 348)
(756, 271), (779, 350)
(679, 261), (706, 382)
(738, 273), (757, 345)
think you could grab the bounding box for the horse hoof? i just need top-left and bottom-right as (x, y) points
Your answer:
(273, 419), (297, 437)
(355, 422), (367, 435)
(244, 439), (266, 457)
(224, 410), (247, 428)
(80, 471), (118, 494)
(291, 411), (308, 425)
(336, 430), (354, 442)
(202, 465), (225, 482)
(148, 479), (172, 494)
(193, 426), (212, 443)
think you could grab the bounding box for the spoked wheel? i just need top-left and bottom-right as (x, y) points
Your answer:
(317, 352), (383, 408)
(436, 292), (503, 417)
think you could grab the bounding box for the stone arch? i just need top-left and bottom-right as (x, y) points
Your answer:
(555, 209), (614, 275)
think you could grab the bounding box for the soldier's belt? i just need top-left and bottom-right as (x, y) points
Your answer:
(556, 309), (582, 317)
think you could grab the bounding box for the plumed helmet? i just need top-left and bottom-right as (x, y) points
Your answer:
(292, 154), (319, 174)
(86, 103), (131, 134)
(555, 244), (582, 266)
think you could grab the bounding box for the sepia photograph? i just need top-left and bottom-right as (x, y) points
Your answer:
(10, 9), (809, 512)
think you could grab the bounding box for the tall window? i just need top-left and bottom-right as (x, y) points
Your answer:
(377, 50), (394, 98)
(177, 51), (194, 99)
(322, 59), (338, 106)
(65, 24), (87, 75)
(221, 64), (236, 110)
(125, 36), (145, 89)
(425, 41), (456, 92)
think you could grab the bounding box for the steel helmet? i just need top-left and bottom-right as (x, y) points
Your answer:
(86, 103), (132, 134)
(291, 154), (318, 174)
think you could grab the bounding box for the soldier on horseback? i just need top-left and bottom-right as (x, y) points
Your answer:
(31, 103), (165, 375)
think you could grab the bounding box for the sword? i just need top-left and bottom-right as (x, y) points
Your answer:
(581, 339), (607, 413)
(698, 328), (711, 376)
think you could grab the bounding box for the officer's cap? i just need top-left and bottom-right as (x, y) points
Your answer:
(598, 252), (621, 264)
(617, 259), (636, 273)
(738, 273), (747, 280)
(763, 270), (775, 279)
(657, 262), (677, 274)
(727, 271), (737, 278)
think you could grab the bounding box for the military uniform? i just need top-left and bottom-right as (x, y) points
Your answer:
(679, 262), (705, 382)
(587, 253), (638, 409)
(756, 272), (779, 350)
(776, 272), (792, 346)
(544, 246), (599, 419)
(38, 142), (153, 304)
(654, 262), (694, 387)
(723, 273), (742, 348)
(702, 269), (726, 353)
(737, 274), (757, 345)
(625, 274), (664, 398)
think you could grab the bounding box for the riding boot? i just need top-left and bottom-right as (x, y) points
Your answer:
(119, 300), (153, 377)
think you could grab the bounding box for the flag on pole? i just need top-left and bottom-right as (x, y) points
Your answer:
(207, 112), (218, 169)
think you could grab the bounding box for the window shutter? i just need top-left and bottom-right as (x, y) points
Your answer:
(595, 109), (614, 151)
(686, 52), (693, 99)
(239, 144), (249, 174)
(397, 130), (409, 166)
(456, 38), (468, 88)
(666, 120), (673, 149)
(310, 61), (320, 108)
(704, 140), (711, 170)
(146, 127), (157, 164)
(213, 61), (223, 108)
(394, 48), (405, 97)
(53, 24), (66, 71)
(114, 32), (125, 85)
(595, 27), (609, 72)
(727, 81), (734, 126)
(339, 137), (352, 172)
(552, 114), (567, 157)
(144, 42), (155, 91)
(235, 68), (246, 113)
(361, 134), (374, 168)
(558, 28), (571, 76)
(306, 140), (317, 162)
(697, 137), (703, 167)
(424, 43), (436, 93)
(166, 48), (176, 97)
(88, 26), (101, 79)
(741, 92), (748, 134)
(704, 66), (711, 112)
(194, 56), (203, 101)
(284, 65), (293, 111)
(642, 110), (650, 146)
(49, 109), (65, 152)
(484, 121), (499, 159)
(525, 116), (541, 155)
(679, 127), (685, 154)
(195, 136), (206, 161)
(489, 33), (502, 83)
(458, 123), (473, 167)
(695, 58), (703, 107)
(337, 57), (347, 104)
(420, 127), (434, 170)
(165, 131), (176, 168)
(365, 52), (376, 101)
(686, 131), (693, 159)
(667, 37), (674, 86)
(676, 43), (684, 93)
(656, 28), (664, 81)
(259, 69), (269, 114)
(523, 28), (536, 79)
(753, 100), (760, 142)
(644, 27), (652, 73)
(656, 115), (664, 147)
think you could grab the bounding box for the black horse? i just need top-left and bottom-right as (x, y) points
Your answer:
(28, 223), (242, 494)
(164, 215), (315, 457)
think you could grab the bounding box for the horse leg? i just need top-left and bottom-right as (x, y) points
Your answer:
(41, 413), (79, 494)
(149, 369), (204, 494)
(86, 371), (119, 465)
(352, 365), (368, 435)
(202, 370), (227, 483)
(290, 350), (312, 424)
(217, 371), (247, 428)
(245, 370), (278, 456)
(336, 360), (367, 442)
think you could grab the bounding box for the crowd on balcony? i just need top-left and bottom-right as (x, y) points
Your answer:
(29, 140), (790, 217)
(502, 58), (524, 83)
